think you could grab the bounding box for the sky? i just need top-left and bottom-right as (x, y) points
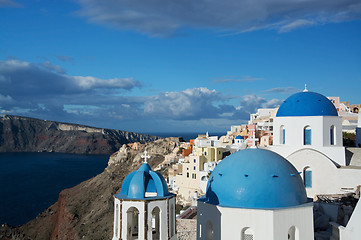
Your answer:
(0, 0), (360, 134)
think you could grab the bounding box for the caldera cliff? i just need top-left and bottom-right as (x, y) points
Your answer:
(0, 115), (160, 154)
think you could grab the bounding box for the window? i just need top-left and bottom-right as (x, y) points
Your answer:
(303, 126), (311, 145)
(151, 207), (160, 240)
(330, 125), (335, 145)
(194, 166), (196, 170)
(280, 125), (285, 144)
(187, 172), (189, 178)
(204, 152), (207, 156)
(126, 207), (139, 240)
(288, 226), (299, 240)
(241, 227), (254, 240)
(194, 159), (196, 163)
(206, 221), (213, 240)
(303, 167), (312, 188)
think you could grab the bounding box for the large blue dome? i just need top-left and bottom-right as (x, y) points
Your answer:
(116, 163), (171, 200)
(276, 91), (338, 117)
(199, 149), (308, 209)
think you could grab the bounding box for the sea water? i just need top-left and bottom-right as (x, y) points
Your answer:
(0, 152), (109, 226)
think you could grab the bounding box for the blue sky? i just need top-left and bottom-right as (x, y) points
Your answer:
(1, 0), (360, 134)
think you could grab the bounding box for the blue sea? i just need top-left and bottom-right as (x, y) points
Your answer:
(0, 152), (109, 226)
(0, 132), (225, 227)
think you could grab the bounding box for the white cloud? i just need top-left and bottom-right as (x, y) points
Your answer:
(0, 59), (143, 123)
(72, 76), (141, 90)
(279, 19), (316, 33)
(75, 0), (361, 36)
(144, 87), (226, 120)
(39, 61), (65, 74)
(233, 94), (282, 119)
(264, 87), (301, 94)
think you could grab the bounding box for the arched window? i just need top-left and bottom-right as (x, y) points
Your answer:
(151, 207), (160, 240)
(126, 207), (139, 240)
(280, 125), (285, 144)
(288, 226), (299, 240)
(303, 126), (311, 145)
(206, 221), (213, 240)
(303, 167), (312, 188)
(241, 227), (254, 240)
(330, 125), (335, 145)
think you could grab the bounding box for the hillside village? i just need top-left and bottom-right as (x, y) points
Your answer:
(112, 88), (361, 240)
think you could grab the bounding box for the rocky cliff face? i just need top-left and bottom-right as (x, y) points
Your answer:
(0, 137), (181, 240)
(0, 115), (160, 154)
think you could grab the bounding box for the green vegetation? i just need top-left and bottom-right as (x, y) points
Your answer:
(343, 132), (356, 147)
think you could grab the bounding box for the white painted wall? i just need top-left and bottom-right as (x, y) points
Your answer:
(168, 197), (177, 240)
(285, 149), (361, 198)
(112, 198), (121, 240)
(272, 116), (346, 165)
(197, 201), (314, 240)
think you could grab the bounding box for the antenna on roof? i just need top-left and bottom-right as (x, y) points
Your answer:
(303, 84), (308, 92)
(141, 150), (150, 163)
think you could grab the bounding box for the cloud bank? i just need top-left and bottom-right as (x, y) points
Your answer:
(0, 59), (283, 131)
(76, 0), (361, 36)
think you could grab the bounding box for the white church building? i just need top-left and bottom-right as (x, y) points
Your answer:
(112, 151), (177, 240)
(197, 148), (314, 240)
(270, 88), (361, 198)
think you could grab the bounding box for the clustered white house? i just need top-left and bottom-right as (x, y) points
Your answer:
(112, 88), (361, 240)
(176, 133), (223, 201)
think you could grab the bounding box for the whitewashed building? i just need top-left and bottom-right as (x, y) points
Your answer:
(112, 152), (176, 240)
(248, 108), (278, 132)
(197, 148), (314, 240)
(270, 88), (361, 198)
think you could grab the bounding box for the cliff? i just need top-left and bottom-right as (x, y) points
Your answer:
(0, 137), (182, 240)
(0, 115), (160, 154)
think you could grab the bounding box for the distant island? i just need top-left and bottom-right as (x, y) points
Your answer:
(0, 115), (160, 155)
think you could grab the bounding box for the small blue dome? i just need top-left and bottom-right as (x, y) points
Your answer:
(199, 149), (308, 209)
(235, 135), (243, 139)
(117, 163), (171, 199)
(276, 91), (338, 117)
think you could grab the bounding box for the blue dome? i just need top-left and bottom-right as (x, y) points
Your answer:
(235, 135), (243, 139)
(199, 149), (308, 209)
(117, 163), (171, 200)
(276, 91), (338, 117)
